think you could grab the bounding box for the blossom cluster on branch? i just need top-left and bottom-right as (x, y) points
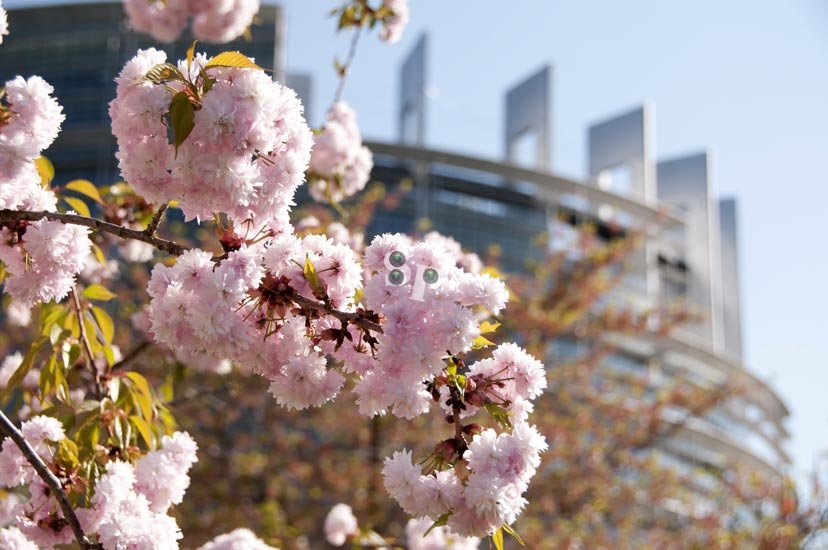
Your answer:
(0, 5), (550, 547)
(110, 48), (312, 230)
(308, 102), (373, 204)
(0, 75), (91, 306)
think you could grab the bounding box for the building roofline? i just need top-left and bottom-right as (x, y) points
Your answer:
(365, 140), (685, 228)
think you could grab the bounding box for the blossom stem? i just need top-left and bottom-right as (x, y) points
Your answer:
(0, 410), (101, 549)
(144, 202), (169, 237)
(292, 293), (383, 334)
(0, 209), (188, 256)
(70, 287), (102, 400)
(333, 26), (363, 105)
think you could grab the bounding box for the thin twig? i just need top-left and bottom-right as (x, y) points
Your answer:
(0, 410), (101, 549)
(109, 340), (151, 374)
(332, 26), (363, 105)
(144, 202), (169, 237)
(70, 287), (102, 400)
(0, 209), (188, 256)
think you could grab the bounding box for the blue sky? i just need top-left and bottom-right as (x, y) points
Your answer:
(280, 0), (828, 478)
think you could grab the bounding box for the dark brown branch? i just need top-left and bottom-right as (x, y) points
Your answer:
(292, 293), (383, 334)
(144, 202), (168, 237)
(0, 209), (189, 256)
(1, 209), (383, 335)
(0, 410), (101, 549)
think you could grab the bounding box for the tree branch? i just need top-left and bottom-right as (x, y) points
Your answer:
(292, 293), (383, 334)
(0, 209), (189, 256)
(70, 287), (102, 400)
(0, 410), (100, 549)
(0, 209), (384, 335)
(143, 202), (168, 237)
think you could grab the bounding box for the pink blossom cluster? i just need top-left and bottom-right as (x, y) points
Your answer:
(0, 416), (75, 546)
(0, 75), (63, 179)
(77, 431), (198, 549)
(146, 233), (362, 409)
(379, 0), (409, 43)
(197, 528), (278, 549)
(423, 231), (483, 274)
(0, 526), (37, 550)
(0, 76), (92, 307)
(123, 0), (260, 43)
(0, 216), (92, 306)
(0, 418), (197, 548)
(308, 102), (373, 203)
(352, 233), (508, 419)
(405, 517), (480, 550)
(323, 503), (359, 546)
(383, 423), (547, 538)
(440, 343), (547, 424)
(0, 1), (8, 45)
(110, 49), (312, 230)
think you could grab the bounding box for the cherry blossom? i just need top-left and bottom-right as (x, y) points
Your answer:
(197, 528), (279, 550)
(123, 0), (261, 44)
(308, 102), (373, 203)
(324, 503), (359, 546)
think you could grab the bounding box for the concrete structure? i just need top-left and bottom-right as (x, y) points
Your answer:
(2, 0), (789, 486)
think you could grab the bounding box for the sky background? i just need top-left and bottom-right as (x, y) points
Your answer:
(279, 0), (828, 478)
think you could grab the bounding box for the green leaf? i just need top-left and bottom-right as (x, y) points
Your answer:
(91, 306), (115, 344)
(205, 51), (262, 70)
(126, 372), (154, 421)
(130, 415), (154, 449)
(83, 284), (116, 302)
(492, 527), (504, 550)
(39, 355), (56, 397)
(186, 41), (197, 72)
(168, 92), (196, 155)
(422, 513), (450, 537)
(65, 179), (102, 203)
(479, 320), (501, 334)
(34, 156), (54, 186)
(471, 335), (495, 350)
(502, 524), (525, 546)
(56, 438), (79, 469)
(144, 63), (185, 84)
(484, 403), (513, 430)
(303, 255), (322, 295)
(4, 336), (47, 397)
(40, 304), (65, 336)
(446, 357), (457, 377)
(91, 243), (106, 265)
(108, 377), (120, 402)
(63, 197), (90, 217)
